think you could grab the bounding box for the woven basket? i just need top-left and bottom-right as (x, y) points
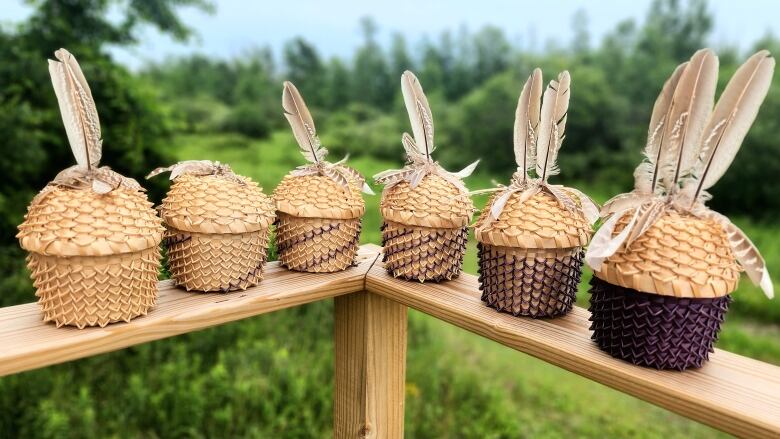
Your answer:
(17, 185), (164, 328)
(158, 173), (275, 292)
(380, 174), (474, 282)
(474, 190), (591, 318)
(589, 210), (741, 369)
(273, 173), (365, 273)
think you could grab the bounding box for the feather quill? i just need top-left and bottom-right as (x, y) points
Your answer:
(691, 50), (775, 199)
(660, 49), (718, 188)
(282, 81), (326, 164)
(401, 71), (435, 159)
(536, 71), (570, 181)
(514, 68), (543, 178)
(722, 221), (773, 298)
(643, 62), (687, 192)
(48, 48), (102, 169)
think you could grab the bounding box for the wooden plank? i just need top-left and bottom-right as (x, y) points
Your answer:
(0, 247), (381, 377)
(334, 291), (407, 439)
(365, 261), (780, 438)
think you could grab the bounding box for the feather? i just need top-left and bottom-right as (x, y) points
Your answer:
(321, 166), (350, 190)
(48, 49), (102, 169)
(691, 50), (775, 198)
(409, 167), (427, 189)
(401, 71), (435, 159)
(536, 71), (570, 181)
(450, 160), (480, 179)
(626, 201), (666, 245)
(644, 62), (687, 192)
(514, 68), (543, 177)
(546, 185), (578, 215)
(722, 221), (774, 298)
(566, 187), (600, 224)
(585, 208), (641, 271)
(401, 133), (424, 161)
(660, 49), (718, 188)
(283, 81), (326, 164)
(490, 187), (538, 220)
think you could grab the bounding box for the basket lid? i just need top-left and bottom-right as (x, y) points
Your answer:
(273, 172), (365, 219)
(380, 173), (474, 228)
(592, 210), (741, 298)
(158, 173), (275, 234)
(474, 190), (591, 249)
(17, 185), (163, 257)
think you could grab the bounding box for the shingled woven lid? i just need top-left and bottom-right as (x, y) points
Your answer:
(474, 190), (590, 249)
(273, 172), (365, 220)
(158, 173), (275, 234)
(593, 210), (741, 298)
(17, 185), (163, 257)
(380, 173), (474, 228)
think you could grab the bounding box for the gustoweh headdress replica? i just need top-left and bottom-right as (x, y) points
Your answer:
(147, 161), (275, 292)
(273, 81), (371, 272)
(374, 71), (479, 282)
(16, 49), (164, 328)
(585, 49), (775, 370)
(473, 69), (598, 318)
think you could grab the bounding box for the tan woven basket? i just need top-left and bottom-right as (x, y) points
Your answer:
(380, 174), (474, 282)
(17, 185), (164, 328)
(157, 172), (275, 292)
(593, 210), (740, 299)
(474, 190), (591, 317)
(589, 210), (740, 369)
(273, 173), (365, 273)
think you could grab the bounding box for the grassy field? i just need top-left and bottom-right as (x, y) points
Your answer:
(157, 130), (780, 436)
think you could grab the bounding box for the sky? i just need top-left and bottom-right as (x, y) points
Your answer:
(4, 0), (780, 69)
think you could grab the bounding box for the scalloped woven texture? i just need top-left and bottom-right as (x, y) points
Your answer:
(474, 190), (591, 249)
(381, 221), (468, 282)
(275, 213), (361, 273)
(165, 227), (270, 292)
(380, 174), (474, 228)
(588, 277), (731, 370)
(478, 243), (583, 318)
(26, 247), (160, 328)
(273, 173), (365, 220)
(17, 185), (163, 257)
(158, 174), (275, 234)
(594, 210), (740, 298)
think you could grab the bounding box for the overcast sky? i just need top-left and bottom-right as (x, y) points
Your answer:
(4, 0), (779, 69)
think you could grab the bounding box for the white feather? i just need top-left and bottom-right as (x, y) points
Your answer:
(514, 68), (543, 176)
(536, 71), (570, 181)
(694, 50), (775, 195)
(401, 71), (435, 159)
(48, 49), (102, 169)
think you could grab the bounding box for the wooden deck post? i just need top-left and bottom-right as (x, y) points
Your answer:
(334, 292), (407, 439)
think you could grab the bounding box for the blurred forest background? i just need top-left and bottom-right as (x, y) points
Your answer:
(2, 0), (780, 437)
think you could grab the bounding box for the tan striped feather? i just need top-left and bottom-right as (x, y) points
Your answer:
(514, 68), (543, 178)
(536, 71), (570, 181)
(48, 49), (102, 169)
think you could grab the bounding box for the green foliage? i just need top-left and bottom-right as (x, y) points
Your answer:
(220, 102), (272, 138)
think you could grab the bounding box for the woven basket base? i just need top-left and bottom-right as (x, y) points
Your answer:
(478, 243), (583, 318)
(275, 213), (362, 273)
(588, 277), (732, 370)
(26, 247), (160, 329)
(165, 227), (270, 292)
(381, 221), (467, 283)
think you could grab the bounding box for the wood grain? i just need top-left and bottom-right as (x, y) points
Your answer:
(0, 247), (380, 377)
(365, 260), (780, 438)
(334, 291), (407, 439)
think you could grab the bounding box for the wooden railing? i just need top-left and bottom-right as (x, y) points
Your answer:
(1, 244), (779, 438)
